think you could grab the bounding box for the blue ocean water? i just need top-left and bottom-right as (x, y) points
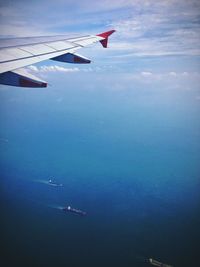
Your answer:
(0, 84), (200, 267)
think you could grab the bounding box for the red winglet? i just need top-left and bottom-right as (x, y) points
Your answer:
(97, 30), (116, 48)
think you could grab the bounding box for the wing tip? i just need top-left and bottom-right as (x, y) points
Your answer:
(97, 30), (116, 39)
(97, 30), (116, 48)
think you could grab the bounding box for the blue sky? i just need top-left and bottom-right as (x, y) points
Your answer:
(0, 0), (200, 95)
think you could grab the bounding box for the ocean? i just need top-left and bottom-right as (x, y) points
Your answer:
(0, 84), (200, 267)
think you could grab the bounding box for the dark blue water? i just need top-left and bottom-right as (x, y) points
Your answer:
(0, 84), (200, 267)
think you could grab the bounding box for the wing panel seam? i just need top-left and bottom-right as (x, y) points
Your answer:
(0, 45), (80, 64)
(0, 35), (90, 50)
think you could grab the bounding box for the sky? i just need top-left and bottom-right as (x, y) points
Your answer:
(0, 0), (200, 95)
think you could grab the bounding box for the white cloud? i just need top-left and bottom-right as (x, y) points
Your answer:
(124, 71), (200, 85)
(141, 71), (153, 76)
(28, 65), (80, 73)
(169, 72), (177, 77)
(109, 0), (200, 57)
(28, 65), (38, 72)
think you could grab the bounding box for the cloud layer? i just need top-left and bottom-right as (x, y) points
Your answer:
(28, 65), (79, 73)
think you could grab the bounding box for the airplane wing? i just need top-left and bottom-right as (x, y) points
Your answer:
(0, 30), (115, 87)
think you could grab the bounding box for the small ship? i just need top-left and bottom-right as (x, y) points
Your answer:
(62, 206), (86, 216)
(149, 258), (173, 267)
(48, 179), (63, 187)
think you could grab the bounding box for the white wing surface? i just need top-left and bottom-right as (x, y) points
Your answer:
(0, 30), (115, 87)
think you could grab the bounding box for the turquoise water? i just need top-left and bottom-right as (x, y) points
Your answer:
(0, 85), (200, 267)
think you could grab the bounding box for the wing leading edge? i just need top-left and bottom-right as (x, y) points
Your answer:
(0, 30), (115, 87)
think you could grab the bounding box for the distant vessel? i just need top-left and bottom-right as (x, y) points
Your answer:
(149, 258), (173, 267)
(62, 206), (86, 216)
(48, 179), (63, 187)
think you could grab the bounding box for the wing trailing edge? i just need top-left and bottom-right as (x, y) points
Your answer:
(0, 68), (47, 88)
(51, 53), (91, 64)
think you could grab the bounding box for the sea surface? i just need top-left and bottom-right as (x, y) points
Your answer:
(0, 85), (200, 267)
